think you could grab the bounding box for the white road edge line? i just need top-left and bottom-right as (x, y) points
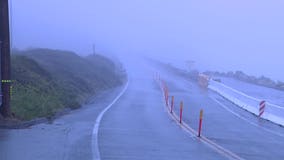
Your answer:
(210, 96), (284, 138)
(92, 80), (129, 160)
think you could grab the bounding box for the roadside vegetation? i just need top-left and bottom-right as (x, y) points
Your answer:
(10, 48), (125, 120)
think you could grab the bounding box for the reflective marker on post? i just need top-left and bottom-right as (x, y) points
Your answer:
(198, 109), (203, 137)
(180, 101), (183, 124)
(170, 96), (174, 113)
(259, 100), (265, 117)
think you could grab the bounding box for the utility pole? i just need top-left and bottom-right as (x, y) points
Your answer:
(0, 0), (11, 117)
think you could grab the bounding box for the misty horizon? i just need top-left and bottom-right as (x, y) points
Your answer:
(9, 0), (284, 81)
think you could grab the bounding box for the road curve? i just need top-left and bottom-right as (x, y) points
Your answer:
(159, 65), (284, 160)
(2, 60), (283, 160)
(0, 86), (126, 160)
(97, 61), (227, 160)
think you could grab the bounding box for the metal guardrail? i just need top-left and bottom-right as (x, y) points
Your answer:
(209, 80), (284, 126)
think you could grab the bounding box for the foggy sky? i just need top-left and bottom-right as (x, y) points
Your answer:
(11, 0), (284, 81)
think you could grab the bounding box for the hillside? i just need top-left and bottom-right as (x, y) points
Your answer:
(11, 48), (124, 120)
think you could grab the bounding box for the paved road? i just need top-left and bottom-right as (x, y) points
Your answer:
(1, 59), (284, 160)
(0, 86), (124, 160)
(98, 62), (225, 160)
(159, 66), (284, 160)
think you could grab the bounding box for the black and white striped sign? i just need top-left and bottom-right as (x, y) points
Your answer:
(259, 100), (266, 117)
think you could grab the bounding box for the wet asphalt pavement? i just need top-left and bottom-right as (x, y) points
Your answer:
(0, 86), (124, 160)
(1, 60), (284, 160)
(98, 63), (225, 160)
(160, 67), (284, 160)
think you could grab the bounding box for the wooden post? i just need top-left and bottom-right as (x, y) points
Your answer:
(0, 0), (12, 117)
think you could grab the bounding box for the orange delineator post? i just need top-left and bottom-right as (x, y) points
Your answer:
(163, 82), (166, 99)
(165, 86), (169, 106)
(198, 109), (203, 137)
(170, 96), (174, 113)
(179, 101), (183, 124)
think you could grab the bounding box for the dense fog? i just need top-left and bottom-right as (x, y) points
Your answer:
(10, 0), (284, 80)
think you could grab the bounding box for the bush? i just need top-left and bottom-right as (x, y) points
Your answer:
(10, 49), (123, 120)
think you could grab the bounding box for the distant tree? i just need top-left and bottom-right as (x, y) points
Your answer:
(227, 71), (234, 77)
(257, 76), (275, 88)
(276, 81), (284, 90)
(234, 71), (250, 82)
